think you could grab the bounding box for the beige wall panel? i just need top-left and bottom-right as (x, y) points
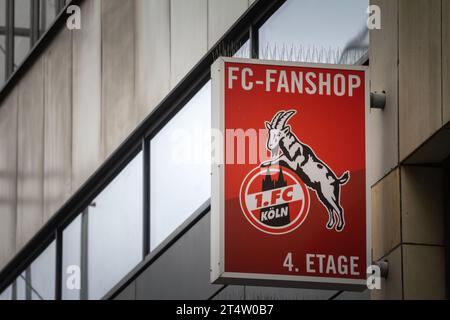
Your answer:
(43, 29), (72, 221)
(444, 0), (450, 123)
(0, 92), (18, 270)
(102, 0), (137, 157)
(371, 169), (401, 261)
(368, 0), (399, 186)
(403, 244), (446, 299)
(399, 0), (442, 160)
(208, 0), (248, 48)
(170, 0), (208, 87)
(16, 59), (45, 250)
(72, 0), (102, 192)
(401, 166), (444, 245)
(135, 0), (171, 121)
(371, 246), (403, 300)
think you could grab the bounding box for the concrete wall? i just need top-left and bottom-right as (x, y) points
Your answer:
(369, 0), (448, 300)
(0, 0), (252, 271)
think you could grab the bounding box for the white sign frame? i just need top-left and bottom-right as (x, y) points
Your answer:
(210, 57), (371, 291)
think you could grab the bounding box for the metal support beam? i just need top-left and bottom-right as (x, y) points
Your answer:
(25, 268), (32, 300)
(30, 0), (40, 45)
(39, 0), (47, 36)
(5, 0), (14, 76)
(80, 208), (89, 300)
(0, 26), (33, 37)
(55, 230), (63, 300)
(143, 139), (151, 258)
(249, 24), (259, 59)
(11, 279), (17, 300)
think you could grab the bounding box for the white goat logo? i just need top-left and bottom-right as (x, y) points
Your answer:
(261, 110), (350, 232)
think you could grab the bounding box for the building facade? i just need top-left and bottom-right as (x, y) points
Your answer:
(0, 0), (448, 300)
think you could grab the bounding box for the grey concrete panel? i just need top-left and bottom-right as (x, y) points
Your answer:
(101, 0), (137, 158)
(135, 0), (171, 122)
(72, 0), (102, 192)
(208, 0), (248, 48)
(0, 91), (18, 270)
(170, 0), (208, 87)
(368, 0), (399, 186)
(399, 0), (442, 160)
(371, 245), (402, 300)
(135, 213), (221, 300)
(43, 28), (73, 221)
(402, 244), (446, 299)
(16, 58), (45, 251)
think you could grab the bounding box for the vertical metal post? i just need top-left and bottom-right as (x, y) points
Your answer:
(25, 267), (32, 300)
(11, 280), (17, 300)
(55, 229), (63, 300)
(249, 24), (259, 59)
(80, 208), (89, 300)
(143, 139), (151, 257)
(40, 0), (47, 36)
(5, 0), (14, 76)
(30, 0), (40, 45)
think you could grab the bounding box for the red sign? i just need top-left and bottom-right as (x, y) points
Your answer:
(211, 58), (369, 290)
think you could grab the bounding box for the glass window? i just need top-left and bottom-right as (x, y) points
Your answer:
(14, 0), (31, 70)
(14, 242), (56, 300)
(259, 0), (369, 64)
(150, 81), (211, 250)
(29, 241), (56, 300)
(15, 272), (27, 300)
(0, 0), (6, 84)
(61, 152), (143, 300)
(234, 39), (250, 59)
(0, 285), (12, 300)
(62, 215), (82, 300)
(87, 152), (143, 300)
(40, 0), (58, 35)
